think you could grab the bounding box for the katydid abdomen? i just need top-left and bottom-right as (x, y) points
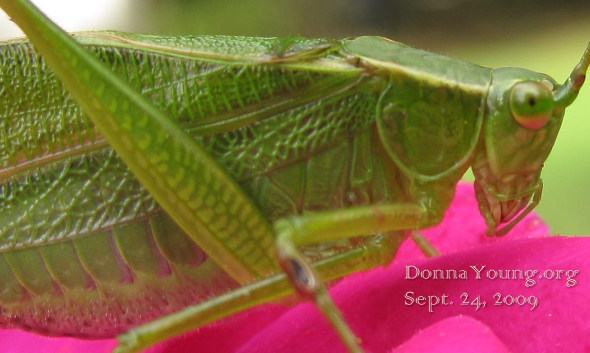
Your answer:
(0, 32), (565, 340)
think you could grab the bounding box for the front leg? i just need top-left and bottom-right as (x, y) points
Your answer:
(274, 202), (436, 353)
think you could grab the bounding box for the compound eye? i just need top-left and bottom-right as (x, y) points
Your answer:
(509, 81), (554, 130)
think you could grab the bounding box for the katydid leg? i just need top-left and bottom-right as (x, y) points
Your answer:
(115, 235), (400, 353)
(411, 232), (440, 257)
(274, 202), (431, 353)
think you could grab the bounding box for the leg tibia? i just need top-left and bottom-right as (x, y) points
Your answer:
(274, 202), (429, 353)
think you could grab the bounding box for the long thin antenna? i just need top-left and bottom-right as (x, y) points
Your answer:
(554, 42), (590, 108)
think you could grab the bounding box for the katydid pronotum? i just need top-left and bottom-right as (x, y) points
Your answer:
(0, 1), (588, 352)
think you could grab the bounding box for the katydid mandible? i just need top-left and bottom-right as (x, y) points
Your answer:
(0, 1), (588, 352)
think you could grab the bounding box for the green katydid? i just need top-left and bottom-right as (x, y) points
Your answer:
(0, 0), (588, 352)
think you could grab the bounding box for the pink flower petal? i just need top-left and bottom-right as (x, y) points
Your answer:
(391, 316), (510, 353)
(234, 236), (589, 353)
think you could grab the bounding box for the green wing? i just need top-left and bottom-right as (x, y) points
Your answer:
(0, 33), (371, 251)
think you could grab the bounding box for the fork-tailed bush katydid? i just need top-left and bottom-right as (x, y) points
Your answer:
(0, 1), (588, 352)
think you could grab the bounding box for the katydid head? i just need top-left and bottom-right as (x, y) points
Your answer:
(474, 42), (589, 236)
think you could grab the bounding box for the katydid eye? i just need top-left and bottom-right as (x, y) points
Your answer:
(509, 81), (554, 130)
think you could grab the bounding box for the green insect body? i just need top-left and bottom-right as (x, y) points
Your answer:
(0, 1), (588, 352)
(0, 33), (391, 336)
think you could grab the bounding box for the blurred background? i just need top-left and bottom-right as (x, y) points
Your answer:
(1, 0), (589, 236)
